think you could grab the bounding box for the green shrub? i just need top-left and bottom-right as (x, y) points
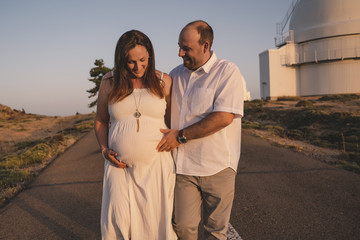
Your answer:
(75, 120), (94, 132)
(245, 99), (266, 109)
(277, 96), (302, 101)
(0, 169), (32, 188)
(251, 99), (267, 104)
(286, 129), (305, 140)
(0, 155), (23, 169)
(286, 109), (320, 129)
(272, 126), (286, 137)
(15, 140), (42, 149)
(242, 120), (261, 129)
(21, 143), (52, 166)
(319, 94), (360, 102)
(296, 100), (314, 108)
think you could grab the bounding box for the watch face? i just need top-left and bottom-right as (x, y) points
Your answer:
(179, 136), (187, 143)
(177, 135), (187, 144)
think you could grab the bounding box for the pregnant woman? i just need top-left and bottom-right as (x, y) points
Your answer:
(94, 30), (176, 240)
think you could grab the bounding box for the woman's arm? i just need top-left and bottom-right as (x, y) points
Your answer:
(94, 73), (127, 168)
(163, 73), (172, 128)
(157, 71), (172, 128)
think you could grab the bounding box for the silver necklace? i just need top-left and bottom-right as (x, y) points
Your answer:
(133, 90), (142, 132)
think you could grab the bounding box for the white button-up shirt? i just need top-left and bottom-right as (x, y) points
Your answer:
(169, 52), (244, 176)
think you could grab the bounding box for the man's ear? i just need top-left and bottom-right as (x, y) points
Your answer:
(203, 41), (209, 53)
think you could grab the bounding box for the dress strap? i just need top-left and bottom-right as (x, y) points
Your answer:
(160, 72), (164, 80)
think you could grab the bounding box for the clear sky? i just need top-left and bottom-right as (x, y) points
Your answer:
(0, 0), (292, 116)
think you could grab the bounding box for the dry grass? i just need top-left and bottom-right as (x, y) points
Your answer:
(0, 104), (95, 207)
(243, 94), (360, 174)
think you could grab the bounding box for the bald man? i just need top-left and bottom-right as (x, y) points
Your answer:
(157, 20), (244, 240)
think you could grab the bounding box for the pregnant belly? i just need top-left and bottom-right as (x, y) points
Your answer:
(108, 121), (164, 167)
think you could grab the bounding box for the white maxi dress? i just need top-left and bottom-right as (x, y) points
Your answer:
(101, 88), (177, 240)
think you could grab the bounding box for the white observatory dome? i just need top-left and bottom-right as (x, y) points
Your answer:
(260, 0), (360, 100)
(289, 0), (360, 43)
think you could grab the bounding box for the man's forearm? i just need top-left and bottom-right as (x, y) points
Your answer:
(182, 111), (234, 140)
(157, 112), (235, 152)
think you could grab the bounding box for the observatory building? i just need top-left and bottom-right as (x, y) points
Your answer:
(259, 0), (360, 99)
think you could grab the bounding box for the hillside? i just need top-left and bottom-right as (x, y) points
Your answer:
(1, 95), (359, 207)
(0, 104), (95, 207)
(243, 94), (360, 174)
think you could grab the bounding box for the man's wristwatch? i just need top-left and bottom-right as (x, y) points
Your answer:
(176, 129), (188, 144)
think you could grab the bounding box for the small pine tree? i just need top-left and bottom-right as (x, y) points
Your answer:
(87, 59), (112, 108)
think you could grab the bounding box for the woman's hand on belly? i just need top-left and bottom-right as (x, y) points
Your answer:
(103, 148), (127, 168)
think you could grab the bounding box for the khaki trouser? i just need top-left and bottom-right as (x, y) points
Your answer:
(173, 168), (236, 240)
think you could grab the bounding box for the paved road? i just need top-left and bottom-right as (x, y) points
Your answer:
(0, 131), (103, 239)
(231, 130), (360, 240)
(0, 130), (359, 239)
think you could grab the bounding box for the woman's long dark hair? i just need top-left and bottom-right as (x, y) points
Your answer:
(108, 30), (164, 103)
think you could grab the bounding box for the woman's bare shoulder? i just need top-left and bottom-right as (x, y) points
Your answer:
(155, 70), (162, 79)
(156, 70), (171, 96)
(100, 71), (114, 91)
(162, 73), (172, 87)
(103, 71), (113, 80)
(155, 70), (171, 83)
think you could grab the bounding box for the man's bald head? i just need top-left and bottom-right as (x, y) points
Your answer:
(182, 20), (214, 49)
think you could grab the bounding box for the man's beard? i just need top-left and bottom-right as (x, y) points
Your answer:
(183, 57), (195, 70)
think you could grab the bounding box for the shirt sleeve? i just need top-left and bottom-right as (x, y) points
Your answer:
(213, 62), (244, 118)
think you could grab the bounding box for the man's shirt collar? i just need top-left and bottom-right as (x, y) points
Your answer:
(185, 51), (217, 74)
(199, 51), (216, 73)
